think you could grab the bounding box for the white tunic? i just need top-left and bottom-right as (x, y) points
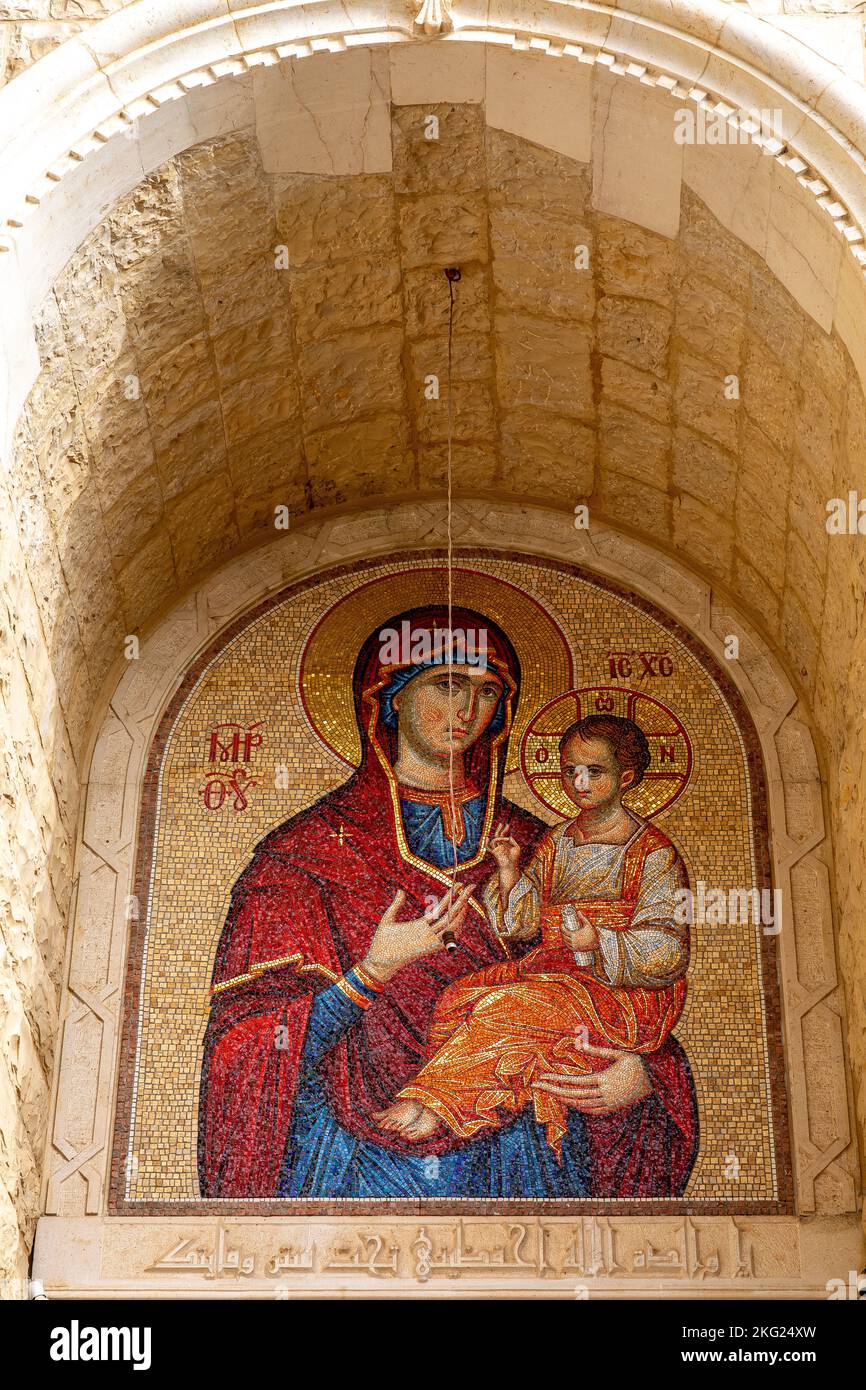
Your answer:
(484, 818), (690, 989)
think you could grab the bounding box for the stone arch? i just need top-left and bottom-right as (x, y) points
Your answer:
(31, 500), (861, 1295)
(0, 2), (864, 1293)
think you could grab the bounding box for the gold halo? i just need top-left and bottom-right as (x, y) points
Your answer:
(298, 564), (575, 771)
(520, 686), (693, 820)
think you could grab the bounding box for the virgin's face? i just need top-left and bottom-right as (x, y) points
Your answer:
(392, 664), (504, 763)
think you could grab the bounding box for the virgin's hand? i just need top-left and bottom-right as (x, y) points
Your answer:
(361, 886), (475, 984)
(532, 1046), (651, 1115)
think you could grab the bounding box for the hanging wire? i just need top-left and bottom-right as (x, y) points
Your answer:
(444, 267), (461, 933)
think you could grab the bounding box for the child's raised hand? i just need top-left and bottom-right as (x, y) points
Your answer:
(487, 820), (520, 870)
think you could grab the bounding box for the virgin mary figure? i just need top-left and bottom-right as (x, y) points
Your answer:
(198, 604), (698, 1199)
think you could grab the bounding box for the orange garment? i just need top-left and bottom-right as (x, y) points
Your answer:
(398, 824), (686, 1158)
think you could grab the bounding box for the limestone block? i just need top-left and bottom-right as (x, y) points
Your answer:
(819, 547), (859, 661)
(765, 166), (844, 333)
(220, 367), (299, 446)
(403, 261), (490, 339)
(418, 442), (497, 492)
(306, 413), (413, 510)
(675, 269), (745, 368)
(164, 472), (238, 583)
(598, 296), (671, 376)
(389, 40), (484, 106)
(601, 358), (671, 425)
(136, 73), (255, 180)
(115, 527), (177, 622)
(102, 470), (165, 573)
(210, 311), (293, 385)
(109, 166), (186, 271)
(591, 71), (683, 239)
(79, 616), (125, 694)
(140, 335), (220, 443)
(21, 292), (74, 440)
(178, 131), (270, 241)
(253, 49), (391, 177)
(834, 253), (866, 399)
(273, 174), (398, 268)
(773, 14), (865, 83)
(398, 190), (488, 269)
(41, 589), (86, 703)
(803, 319), (849, 413)
(741, 341), (797, 450)
(31, 408), (91, 534)
(15, 131), (143, 314)
(672, 427), (737, 516)
(407, 330), (494, 442)
(596, 215), (676, 305)
(198, 259), (290, 340)
(682, 140), (772, 268)
(52, 485), (112, 608)
(785, 530), (826, 627)
(485, 46), (592, 164)
(795, 377), (840, 499)
(56, 712), (92, 802)
(748, 262), (808, 366)
(298, 327), (405, 433)
(290, 259), (403, 344)
(499, 409), (595, 496)
(731, 557), (781, 632)
(780, 589), (820, 691)
(599, 402), (669, 489)
(672, 491), (735, 581)
(485, 128), (590, 219)
(407, 328), (491, 404)
(227, 423), (307, 535)
(52, 227), (124, 400)
(674, 352), (740, 451)
(679, 187), (752, 306)
(737, 416), (792, 526)
(83, 364), (157, 515)
(734, 484), (787, 594)
(151, 398), (227, 503)
(592, 470), (670, 544)
(494, 313), (593, 419)
(118, 237), (206, 361)
(392, 102), (485, 195)
(788, 454), (830, 571)
(490, 204), (594, 323)
(843, 375), (866, 476)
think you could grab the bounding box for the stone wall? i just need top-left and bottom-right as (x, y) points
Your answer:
(2, 91), (866, 1291)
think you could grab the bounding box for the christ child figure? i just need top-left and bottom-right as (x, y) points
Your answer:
(376, 714), (691, 1155)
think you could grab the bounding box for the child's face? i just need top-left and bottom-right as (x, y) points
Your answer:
(560, 734), (634, 812)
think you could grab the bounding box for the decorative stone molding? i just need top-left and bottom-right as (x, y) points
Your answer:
(33, 499), (863, 1297)
(1, 0), (866, 271)
(413, 0), (452, 38)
